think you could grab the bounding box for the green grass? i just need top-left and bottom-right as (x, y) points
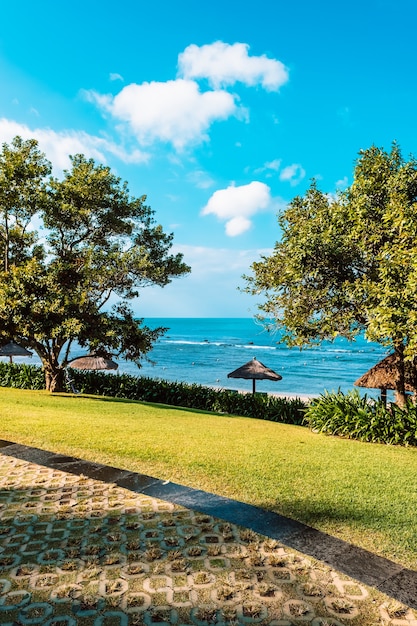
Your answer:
(1, 387), (417, 569)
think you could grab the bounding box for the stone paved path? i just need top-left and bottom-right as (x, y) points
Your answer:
(0, 441), (416, 625)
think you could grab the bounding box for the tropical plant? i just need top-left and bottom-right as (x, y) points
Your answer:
(304, 389), (417, 445)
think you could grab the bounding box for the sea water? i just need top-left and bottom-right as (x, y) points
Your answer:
(125, 318), (387, 398)
(5, 318), (389, 398)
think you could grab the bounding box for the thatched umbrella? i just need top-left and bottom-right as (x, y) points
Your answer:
(0, 341), (33, 364)
(67, 353), (118, 371)
(227, 357), (282, 394)
(354, 353), (417, 405)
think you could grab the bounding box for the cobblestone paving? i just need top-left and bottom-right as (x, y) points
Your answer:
(0, 453), (416, 625)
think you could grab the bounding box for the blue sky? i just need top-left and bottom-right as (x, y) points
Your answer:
(1, 0), (416, 317)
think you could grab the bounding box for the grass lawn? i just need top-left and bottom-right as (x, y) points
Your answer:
(1, 387), (416, 570)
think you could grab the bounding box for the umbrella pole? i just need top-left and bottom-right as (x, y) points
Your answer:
(252, 379), (256, 394)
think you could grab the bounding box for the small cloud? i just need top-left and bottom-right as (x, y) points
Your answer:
(187, 169), (215, 189)
(178, 41), (289, 91)
(201, 181), (271, 236)
(336, 176), (348, 189)
(265, 159), (281, 171)
(86, 79), (238, 151)
(29, 107), (40, 117)
(110, 72), (124, 82)
(254, 158), (282, 175)
(279, 163), (306, 186)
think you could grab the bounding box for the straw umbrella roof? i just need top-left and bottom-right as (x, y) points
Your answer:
(0, 341), (32, 359)
(228, 357), (282, 381)
(227, 357), (282, 394)
(354, 353), (417, 392)
(67, 354), (118, 371)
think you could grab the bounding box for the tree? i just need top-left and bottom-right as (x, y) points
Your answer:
(244, 143), (417, 404)
(0, 137), (190, 392)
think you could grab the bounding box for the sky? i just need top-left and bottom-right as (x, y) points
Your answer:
(1, 0), (416, 317)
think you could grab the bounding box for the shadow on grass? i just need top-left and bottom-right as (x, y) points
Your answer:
(52, 391), (232, 416)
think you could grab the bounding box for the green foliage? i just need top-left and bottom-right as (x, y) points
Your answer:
(245, 143), (417, 400)
(304, 389), (417, 446)
(0, 362), (45, 389)
(0, 137), (190, 391)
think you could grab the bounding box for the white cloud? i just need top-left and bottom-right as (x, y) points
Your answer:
(0, 118), (148, 173)
(279, 163), (306, 186)
(178, 41), (289, 91)
(110, 72), (124, 82)
(87, 79), (237, 151)
(201, 181), (272, 236)
(254, 158), (282, 175)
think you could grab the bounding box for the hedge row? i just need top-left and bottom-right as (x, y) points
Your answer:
(0, 362), (306, 425)
(0, 363), (45, 389)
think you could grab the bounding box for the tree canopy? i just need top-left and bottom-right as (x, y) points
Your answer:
(244, 143), (417, 403)
(0, 136), (190, 391)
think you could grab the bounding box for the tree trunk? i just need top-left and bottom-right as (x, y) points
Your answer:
(395, 389), (407, 407)
(44, 364), (65, 393)
(395, 344), (407, 408)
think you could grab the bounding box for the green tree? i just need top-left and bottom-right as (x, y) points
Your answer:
(0, 136), (50, 271)
(244, 144), (417, 404)
(0, 137), (190, 392)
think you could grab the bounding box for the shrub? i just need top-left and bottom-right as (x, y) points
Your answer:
(0, 362), (45, 389)
(304, 389), (417, 446)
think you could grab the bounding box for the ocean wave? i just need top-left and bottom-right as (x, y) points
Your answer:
(240, 344), (276, 350)
(164, 340), (221, 346)
(163, 339), (276, 349)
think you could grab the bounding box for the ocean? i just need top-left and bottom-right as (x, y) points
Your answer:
(126, 318), (388, 399)
(5, 318), (389, 399)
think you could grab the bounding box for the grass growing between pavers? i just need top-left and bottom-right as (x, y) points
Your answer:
(0, 453), (414, 626)
(1, 387), (417, 570)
